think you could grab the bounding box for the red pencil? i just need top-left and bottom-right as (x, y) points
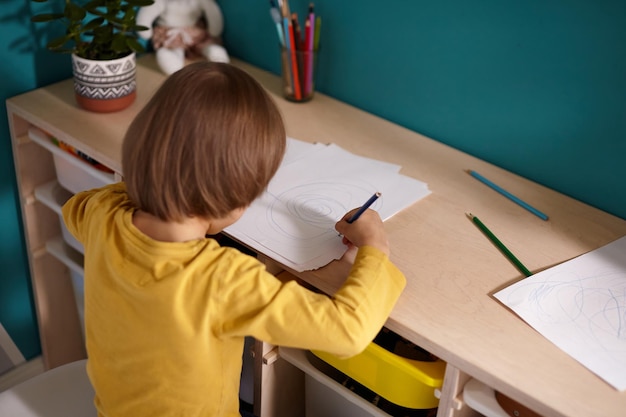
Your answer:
(287, 21), (302, 100)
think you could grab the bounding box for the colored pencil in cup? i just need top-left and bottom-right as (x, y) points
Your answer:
(305, 5), (315, 96)
(269, 5), (284, 46)
(286, 18), (302, 100)
(314, 15), (321, 50)
(281, 17), (294, 96)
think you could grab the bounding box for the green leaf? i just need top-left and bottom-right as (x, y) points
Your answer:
(46, 35), (72, 49)
(92, 25), (113, 37)
(83, 0), (106, 9)
(30, 13), (64, 22)
(111, 34), (127, 52)
(104, 14), (125, 25)
(126, 0), (155, 6)
(120, 13), (134, 26)
(64, 3), (86, 21)
(125, 37), (144, 53)
(124, 7), (136, 19)
(83, 17), (105, 31)
(85, 9), (105, 19)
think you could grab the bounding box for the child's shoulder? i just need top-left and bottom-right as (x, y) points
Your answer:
(66, 182), (133, 215)
(88, 181), (129, 203)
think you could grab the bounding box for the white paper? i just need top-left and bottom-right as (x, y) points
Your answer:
(226, 138), (430, 271)
(494, 236), (626, 390)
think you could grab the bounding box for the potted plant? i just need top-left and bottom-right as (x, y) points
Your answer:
(31, 0), (154, 112)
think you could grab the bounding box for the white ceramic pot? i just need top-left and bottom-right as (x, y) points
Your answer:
(71, 52), (137, 113)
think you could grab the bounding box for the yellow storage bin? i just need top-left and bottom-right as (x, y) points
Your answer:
(312, 335), (446, 410)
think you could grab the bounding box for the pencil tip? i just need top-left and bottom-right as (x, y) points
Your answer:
(465, 212), (474, 219)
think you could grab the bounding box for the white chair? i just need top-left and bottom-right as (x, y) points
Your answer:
(0, 359), (96, 417)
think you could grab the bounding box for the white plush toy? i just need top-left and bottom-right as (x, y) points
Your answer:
(137, 0), (230, 75)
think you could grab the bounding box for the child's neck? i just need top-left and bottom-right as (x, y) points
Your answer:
(132, 210), (209, 243)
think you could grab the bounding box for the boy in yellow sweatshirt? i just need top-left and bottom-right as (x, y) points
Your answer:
(63, 61), (406, 417)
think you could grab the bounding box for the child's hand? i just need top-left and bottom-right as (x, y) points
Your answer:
(335, 209), (390, 256)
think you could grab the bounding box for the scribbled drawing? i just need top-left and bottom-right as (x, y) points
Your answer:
(224, 138), (430, 272)
(496, 249), (626, 390)
(227, 177), (385, 267)
(266, 180), (381, 242)
(507, 269), (626, 344)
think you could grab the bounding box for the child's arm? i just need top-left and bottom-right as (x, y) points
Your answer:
(217, 209), (406, 358)
(62, 182), (126, 245)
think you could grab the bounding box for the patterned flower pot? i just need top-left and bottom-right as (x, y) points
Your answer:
(72, 53), (137, 113)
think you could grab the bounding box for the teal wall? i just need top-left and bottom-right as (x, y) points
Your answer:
(1, 0), (625, 363)
(220, 0), (626, 220)
(0, 0), (72, 362)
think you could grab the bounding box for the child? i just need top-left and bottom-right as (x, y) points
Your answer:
(63, 61), (406, 417)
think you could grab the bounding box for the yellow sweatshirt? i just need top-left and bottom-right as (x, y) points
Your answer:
(62, 182), (406, 417)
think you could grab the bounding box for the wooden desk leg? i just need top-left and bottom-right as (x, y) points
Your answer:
(253, 340), (304, 417)
(436, 364), (480, 417)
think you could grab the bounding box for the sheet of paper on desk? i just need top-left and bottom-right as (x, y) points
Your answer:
(494, 236), (626, 391)
(225, 138), (430, 272)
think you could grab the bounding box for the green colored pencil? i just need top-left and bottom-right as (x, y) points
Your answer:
(466, 212), (532, 277)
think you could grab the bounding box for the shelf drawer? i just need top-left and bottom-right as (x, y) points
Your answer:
(45, 236), (85, 340)
(280, 347), (390, 417)
(35, 181), (83, 254)
(28, 127), (115, 194)
(312, 330), (445, 410)
(463, 378), (544, 417)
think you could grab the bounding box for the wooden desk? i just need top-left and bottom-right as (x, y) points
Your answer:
(8, 55), (626, 417)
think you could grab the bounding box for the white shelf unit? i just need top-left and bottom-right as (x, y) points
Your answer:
(27, 127), (117, 347)
(8, 114), (118, 369)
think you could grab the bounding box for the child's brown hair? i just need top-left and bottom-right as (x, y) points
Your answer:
(122, 61), (286, 222)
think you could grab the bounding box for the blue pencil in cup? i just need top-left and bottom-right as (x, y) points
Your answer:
(269, 4), (284, 46)
(347, 192), (381, 223)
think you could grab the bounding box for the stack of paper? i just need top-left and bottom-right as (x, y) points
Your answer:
(225, 138), (430, 271)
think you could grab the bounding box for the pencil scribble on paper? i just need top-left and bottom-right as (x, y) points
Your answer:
(267, 181), (380, 241)
(510, 270), (626, 349)
(494, 236), (626, 391)
(225, 138), (430, 272)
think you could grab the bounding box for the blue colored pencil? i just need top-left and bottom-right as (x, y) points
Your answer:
(467, 170), (549, 221)
(347, 192), (381, 223)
